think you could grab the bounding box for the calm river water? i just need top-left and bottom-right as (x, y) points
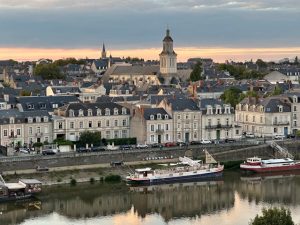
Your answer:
(1, 171), (300, 225)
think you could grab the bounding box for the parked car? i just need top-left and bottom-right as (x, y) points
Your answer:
(19, 148), (30, 154)
(273, 134), (285, 140)
(106, 144), (119, 150)
(200, 139), (212, 144)
(176, 142), (188, 147)
(151, 143), (163, 148)
(42, 149), (56, 155)
(225, 138), (236, 143)
(287, 134), (296, 139)
(120, 145), (133, 150)
(136, 143), (148, 149)
(190, 141), (201, 145)
(91, 146), (106, 152)
(164, 142), (177, 147)
(245, 133), (255, 138)
(76, 147), (89, 153)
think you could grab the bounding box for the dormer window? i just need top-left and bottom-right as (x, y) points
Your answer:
(278, 105), (283, 112)
(293, 96), (298, 103)
(97, 109), (102, 116)
(105, 108), (110, 116)
(69, 110), (74, 117)
(88, 109), (93, 116)
(122, 108), (127, 115)
(157, 114), (161, 119)
(40, 103), (46, 109)
(9, 117), (14, 124)
(36, 117), (41, 123)
(164, 114), (169, 119)
(150, 115), (154, 120)
(27, 104), (34, 109)
(28, 117), (33, 123)
(44, 116), (48, 122)
(78, 109), (84, 117)
(114, 108), (119, 115)
(52, 104), (58, 109)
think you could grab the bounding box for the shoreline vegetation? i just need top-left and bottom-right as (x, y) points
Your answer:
(2, 160), (243, 187)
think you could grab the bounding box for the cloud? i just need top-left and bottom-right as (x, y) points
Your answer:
(0, 0), (299, 11)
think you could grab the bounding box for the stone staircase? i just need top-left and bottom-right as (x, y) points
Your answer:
(268, 141), (294, 159)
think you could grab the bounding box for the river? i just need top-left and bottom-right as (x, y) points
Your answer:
(1, 171), (300, 225)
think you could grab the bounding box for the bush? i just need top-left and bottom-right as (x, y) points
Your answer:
(70, 178), (77, 186)
(105, 138), (137, 146)
(90, 177), (95, 184)
(104, 174), (121, 183)
(250, 207), (294, 225)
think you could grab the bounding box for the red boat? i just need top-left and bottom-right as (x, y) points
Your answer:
(240, 157), (300, 173)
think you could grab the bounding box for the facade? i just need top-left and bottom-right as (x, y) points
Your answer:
(130, 107), (173, 144)
(286, 93), (300, 134)
(52, 102), (130, 141)
(0, 110), (52, 147)
(200, 99), (241, 140)
(158, 97), (201, 143)
(235, 97), (291, 137)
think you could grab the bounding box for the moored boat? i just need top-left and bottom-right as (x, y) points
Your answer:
(0, 175), (42, 202)
(126, 150), (224, 185)
(240, 157), (300, 173)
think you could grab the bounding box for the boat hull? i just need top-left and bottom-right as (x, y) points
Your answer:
(127, 170), (223, 186)
(0, 194), (35, 203)
(240, 162), (300, 173)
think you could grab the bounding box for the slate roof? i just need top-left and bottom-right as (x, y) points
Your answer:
(143, 108), (172, 120)
(165, 97), (199, 111)
(0, 109), (51, 124)
(59, 102), (130, 117)
(105, 64), (159, 76)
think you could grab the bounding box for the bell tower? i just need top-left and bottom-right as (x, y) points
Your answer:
(159, 29), (177, 79)
(101, 43), (106, 59)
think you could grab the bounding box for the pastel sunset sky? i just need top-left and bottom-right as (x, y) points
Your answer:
(0, 0), (300, 62)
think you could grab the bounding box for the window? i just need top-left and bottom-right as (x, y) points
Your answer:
(44, 116), (48, 122)
(114, 120), (118, 126)
(217, 119), (220, 125)
(88, 109), (93, 116)
(98, 121), (102, 127)
(105, 108), (110, 116)
(122, 119), (127, 126)
(150, 115), (154, 120)
(79, 121), (83, 128)
(177, 114), (181, 120)
(58, 122), (63, 129)
(157, 114), (161, 119)
(185, 114), (189, 119)
(274, 128), (277, 133)
(252, 116), (255, 122)
(29, 127), (32, 135)
(122, 130), (127, 138)
(45, 136), (49, 142)
(193, 123), (197, 129)
(194, 132), (197, 138)
(44, 127), (48, 133)
(150, 125), (154, 132)
(279, 106), (283, 112)
(245, 115), (248, 122)
(177, 133), (181, 140)
(9, 117), (14, 124)
(3, 130), (7, 137)
(97, 109), (102, 116)
(158, 124), (161, 130)
(69, 110), (74, 117)
(52, 104), (58, 108)
(114, 108), (118, 115)
(28, 117), (33, 123)
(225, 130), (229, 137)
(165, 124), (169, 131)
(260, 116), (263, 123)
(106, 120), (110, 127)
(106, 131), (110, 139)
(236, 130), (239, 135)
(114, 130), (118, 138)
(122, 108), (127, 115)
(78, 109), (84, 117)
(70, 122), (74, 129)
(165, 133), (169, 141)
(17, 128), (21, 136)
(150, 135), (155, 142)
(88, 121), (92, 128)
(165, 114), (168, 119)
(226, 118), (229, 126)
(36, 117), (41, 123)
(208, 119), (211, 127)
(294, 106), (297, 112)
(37, 127), (41, 133)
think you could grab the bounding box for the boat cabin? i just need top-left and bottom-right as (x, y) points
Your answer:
(246, 157), (262, 165)
(134, 168), (154, 178)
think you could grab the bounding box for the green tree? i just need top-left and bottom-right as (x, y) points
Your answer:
(34, 64), (65, 80)
(220, 87), (244, 108)
(190, 62), (203, 82)
(53, 58), (85, 67)
(78, 131), (102, 147)
(271, 85), (283, 96)
(250, 207), (294, 225)
(20, 90), (31, 96)
(294, 56), (299, 65)
(256, 59), (267, 68)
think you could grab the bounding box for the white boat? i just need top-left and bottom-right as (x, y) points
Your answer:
(126, 150), (224, 185)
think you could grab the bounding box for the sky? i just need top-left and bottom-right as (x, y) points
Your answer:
(0, 0), (300, 62)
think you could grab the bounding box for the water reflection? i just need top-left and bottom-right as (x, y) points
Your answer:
(0, 172), (300, 225)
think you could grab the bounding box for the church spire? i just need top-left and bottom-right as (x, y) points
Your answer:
(101, 43), (106, 59)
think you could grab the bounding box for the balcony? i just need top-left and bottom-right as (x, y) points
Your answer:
(9, 135), (17, 139)
(155, 129), (164, 134)
(205, 124), (233, 129)
(272, 121), (290, 126)
(35, 132), (43, 137)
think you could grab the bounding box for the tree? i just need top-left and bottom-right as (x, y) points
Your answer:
(190, 62), (203, 82)
(250, 207), (294, 225)
(270, 84), (283, 96)
(20, 90), (31, 96)
(220, 87), (244, 108)
(34, 63), (65, 80)
(78, 131), (102, 147)
(256, 59), (267, 68)
(295, 56), (299, 65)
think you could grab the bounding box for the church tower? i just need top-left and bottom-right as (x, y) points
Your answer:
(101, 43), (106, 59)
(159, 29), (177, 80)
